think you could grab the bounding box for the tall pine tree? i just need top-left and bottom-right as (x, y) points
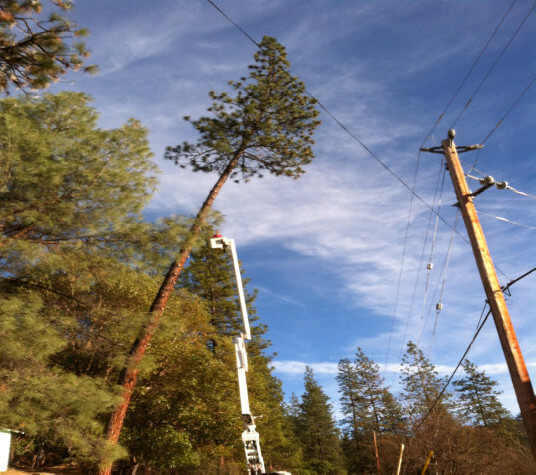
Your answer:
(0, 92), (187, 469)
(337, 348), (403, 473)
(291, 367), (344, 474)
(453, 359), (509, 427)
(103, 37), (321, 470)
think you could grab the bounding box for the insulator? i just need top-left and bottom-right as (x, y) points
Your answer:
(436, 302), (443, 311)
(427, 261), (434, 270)
(496, 181), (508, 190)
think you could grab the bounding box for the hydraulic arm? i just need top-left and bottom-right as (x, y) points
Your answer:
(210, 234), (265, 474)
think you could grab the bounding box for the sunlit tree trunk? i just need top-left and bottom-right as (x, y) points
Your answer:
(99, 149), (243, 475)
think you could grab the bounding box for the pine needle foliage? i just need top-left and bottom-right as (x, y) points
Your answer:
(453, 359), (509, 427)
(0, 0), (96, 94)
(165, 35), (320, 182)
(291, 367), (344, 474)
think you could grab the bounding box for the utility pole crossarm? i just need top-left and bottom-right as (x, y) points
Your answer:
(440, 130), (536, 460)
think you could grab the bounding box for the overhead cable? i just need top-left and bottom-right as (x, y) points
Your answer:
(477, 210), (536, 231)
(206, 0), (473, 246)
(413, 306), (491, 433)
(482, 75), (536, 144)
(398, 159), (446, 364)
(451, 1), (536, 128)
(423, 0), (517, 143)
(413, 265), (536, 433)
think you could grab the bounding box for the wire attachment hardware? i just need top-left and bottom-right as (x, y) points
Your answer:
(420, 144), (483, 154)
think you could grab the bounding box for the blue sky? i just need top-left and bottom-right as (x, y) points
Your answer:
(50, 0), (536, 416)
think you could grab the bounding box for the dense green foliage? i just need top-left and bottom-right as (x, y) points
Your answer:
(454, 359), (509, 427)
(0, 0), (95, 94)
(0, 92), (303, 473)
(1, 87), (534, 475)
(290, 367), (344, 474)
(336, 349), (402, 473)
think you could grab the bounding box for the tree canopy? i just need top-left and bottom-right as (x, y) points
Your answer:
(0, 0), (96, 94)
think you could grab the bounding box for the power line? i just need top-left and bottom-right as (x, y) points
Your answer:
(398, 158), (446, 364)
(482, 75), (536, 144)
(420, 212), (461, 346)
(477, 210), (536, 231)
(419, 166), (448, 342)
(413, 266), (536, 433)
(394, 2), (516, 370)
(413, 306), (491, 433)
(451, 1), (536, 128)
(206, 0), (473, 246)
(385, 148), (426, 376)
(423, 0), (517, 142)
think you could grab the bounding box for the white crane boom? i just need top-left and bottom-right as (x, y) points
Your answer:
(209, 234), (265, 474)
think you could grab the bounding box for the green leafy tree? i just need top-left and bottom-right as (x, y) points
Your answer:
(104, 35), (320, 472)
(291, 367), (344, 474)
(0, 0), (96, 94)
(453, 359), (509, 427)
(179, 223), (265, 343)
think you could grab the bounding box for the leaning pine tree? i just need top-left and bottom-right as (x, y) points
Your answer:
(101, 36), (320, 473)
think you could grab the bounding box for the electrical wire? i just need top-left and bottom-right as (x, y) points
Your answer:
(421, 170), (446, 334)
(413, 266), (536, 433)
(422, 0), (517, 142)
(384, 141), (428, 372)
(477, 210), (536, 231)
(394, 1), (517, 373)
(206, 0), (473, 247)
(451, 1), (536, 128)
(419, 167), (448, 341)
(412, 306), (492, 433)
(398, 158), (446, 363)
(420, 212), (461, 346)
(482, 74), (536, 145)
(422, 212), (461, 333)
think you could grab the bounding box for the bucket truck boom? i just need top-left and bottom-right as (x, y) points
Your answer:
(210, 234), (265, 474)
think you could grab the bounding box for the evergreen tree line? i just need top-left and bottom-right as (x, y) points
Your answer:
(1, 5), (535, 473)
(0, 92), (307, 473)
(286, 344), (536, 474)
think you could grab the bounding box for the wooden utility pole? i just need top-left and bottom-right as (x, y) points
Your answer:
(440, 129), (536, 460)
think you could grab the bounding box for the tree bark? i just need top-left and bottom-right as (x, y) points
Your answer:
(99, 149), (244, 475)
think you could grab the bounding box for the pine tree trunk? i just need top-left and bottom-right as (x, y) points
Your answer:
(99, 149), (244, 475)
